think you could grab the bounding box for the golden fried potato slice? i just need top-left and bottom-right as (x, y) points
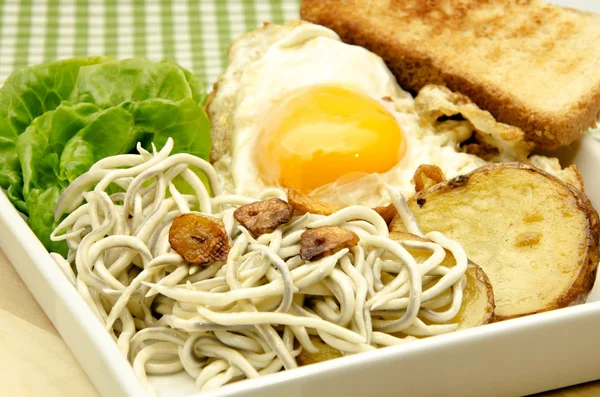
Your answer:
(296, 336), (343, 366)
(391, 163), (600, 320)
(389, 232), (495, 329)
(297, 232), (495, 365)
(451, 263), (496, 328)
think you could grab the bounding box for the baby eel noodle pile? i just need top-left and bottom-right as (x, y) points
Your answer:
(50, 138), (468, 395)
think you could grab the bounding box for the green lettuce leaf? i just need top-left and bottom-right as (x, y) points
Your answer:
(133, 97), (211, 159)
(2, 57), (211, 255)
(0, 57), (112, 212)
(59, 104), (138, 182)
(70, 58), (195, 108)
(163, 60), (207, 106)
(26, 187), (68, 256)
(17, 102), (101, 198)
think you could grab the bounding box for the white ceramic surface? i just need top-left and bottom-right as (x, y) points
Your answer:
(2, 136), (600, 397)
(1, 1), (600, 396)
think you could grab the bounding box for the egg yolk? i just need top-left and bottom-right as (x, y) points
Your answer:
(255, 85), (405, 191)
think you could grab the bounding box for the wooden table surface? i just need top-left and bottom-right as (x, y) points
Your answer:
(0, 247), (598, 397)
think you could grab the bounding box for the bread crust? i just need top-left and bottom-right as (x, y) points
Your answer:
(301, 0), (600, 149)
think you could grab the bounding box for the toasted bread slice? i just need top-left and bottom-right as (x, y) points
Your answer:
(301, 0), (600, 149)
(297, 232), (495, 365)
(391, 163), (600, 320)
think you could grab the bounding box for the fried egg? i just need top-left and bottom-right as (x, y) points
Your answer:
(207, 21), (512, 207)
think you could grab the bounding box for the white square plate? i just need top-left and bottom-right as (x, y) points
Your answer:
(1, 1), (600, 396)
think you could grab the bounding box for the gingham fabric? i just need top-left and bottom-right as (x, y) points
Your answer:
(1, 0), (599, 138)
(0, 0), (300, 87)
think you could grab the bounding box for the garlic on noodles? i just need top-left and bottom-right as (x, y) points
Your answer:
(50, 138), (468, 395)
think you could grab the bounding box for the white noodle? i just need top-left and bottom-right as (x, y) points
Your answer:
(50, 137), (469, 395)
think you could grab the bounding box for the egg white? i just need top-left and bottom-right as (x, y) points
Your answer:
(209, 21), (488, 207)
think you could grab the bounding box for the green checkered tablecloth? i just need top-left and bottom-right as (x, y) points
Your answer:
(1, 0), (599, 140)
(0, 0), (300, 87)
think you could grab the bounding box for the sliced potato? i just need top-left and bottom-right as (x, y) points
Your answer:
(389, 232), (495, 330)
(297, 232), (495, 365)
(449, 261), (495, 329)
(391, 163), (600, 320)
(297, 337), (343, 366)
